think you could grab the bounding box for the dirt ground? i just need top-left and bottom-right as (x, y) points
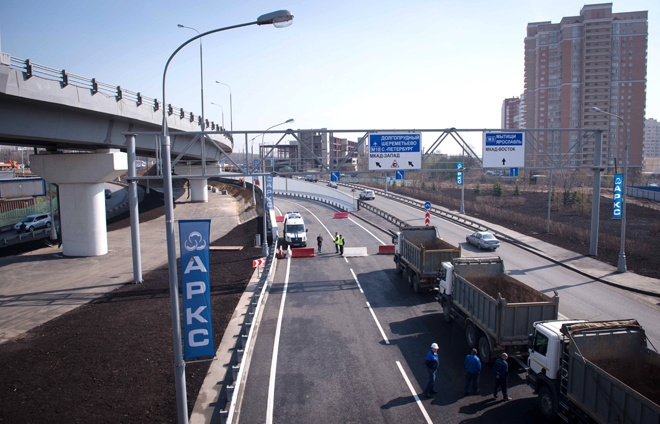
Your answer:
(386, 180), (660, 279)
(0, 184), (261, 423)
(465, 275), (552, 303)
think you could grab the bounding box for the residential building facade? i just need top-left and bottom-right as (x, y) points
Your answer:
(523, 3), (647, 168)
(501, 97), (522, 129)
(643, 118), (660, 172)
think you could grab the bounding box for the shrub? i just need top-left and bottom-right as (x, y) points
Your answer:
(474, 184), (481, 195)
(492, 181), (503, 197)
(514, 184), (520, 196)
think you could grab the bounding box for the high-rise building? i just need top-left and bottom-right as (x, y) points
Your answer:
(643, 118), (660, 172)
(523, 3), (647, 167)
(501, 97), (522, 129)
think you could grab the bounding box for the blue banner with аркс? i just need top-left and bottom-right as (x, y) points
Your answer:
(178, 219), (215, 360)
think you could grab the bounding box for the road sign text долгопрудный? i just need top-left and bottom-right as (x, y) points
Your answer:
(369, 133), (421, 170)
(482, 132), (525, 168)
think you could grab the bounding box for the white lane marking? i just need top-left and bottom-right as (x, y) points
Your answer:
(293, 203), (334, 238)
(266, 252), (291, 424)
(344, 256), (349, 263)
(396, 361), (433, 424)
(275, 205), (283, 216)
(350, 269), (364, 293)
(365, 301), (390, 345)
(558, 312), (568, 320)
(348, 217), (386, 245)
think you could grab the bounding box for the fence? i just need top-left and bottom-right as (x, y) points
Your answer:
(628, 186), (660, 201)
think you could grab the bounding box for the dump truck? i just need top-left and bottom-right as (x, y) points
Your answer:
(527, 319), (660, 423)
(392, 226), (461, 293)
(438, 256), (559, 364)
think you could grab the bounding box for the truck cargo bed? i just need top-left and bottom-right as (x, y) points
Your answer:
(461, 275), (551, 303)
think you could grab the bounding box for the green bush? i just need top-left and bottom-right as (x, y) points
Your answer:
(492, 181), (503, 197)
(474, 183), (481, 195)
(514, 184), (520, 196)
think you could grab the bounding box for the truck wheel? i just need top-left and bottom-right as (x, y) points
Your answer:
(478, 336), (491, 364)
(466, 322), (479, 348)
(407, 270), (414, 287)
(538, 386), (558, 421)
(394, 258), (403, 274)
(441, 299), (453, 323)
(412, 274), (421, 293)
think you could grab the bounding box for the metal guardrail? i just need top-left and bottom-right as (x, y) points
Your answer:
(358, 201), (409, 229)
(1, 226), (59, 247)
(3, 54), (222, 132)
(274, 191), (350, 212)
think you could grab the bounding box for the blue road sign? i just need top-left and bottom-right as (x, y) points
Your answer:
(510, 167), (519, 177)
(424, 201), (431, 210)
(613, 174), (623, 219)
(395, 170), (405, 180)
(253, 159), (259, 173)
(457, 162), (463, 186)
(331, 172), (340, 182)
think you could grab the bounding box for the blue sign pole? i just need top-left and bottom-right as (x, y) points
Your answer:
(457, 162), (463, 185)
(612, 174), (623, 219)
(266, 175), (274, 210)
(178, 219), (215, 360)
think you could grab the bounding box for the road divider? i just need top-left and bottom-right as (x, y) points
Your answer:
(291, 247), (315, 258)
(333, 212), (348, 219)
(275, 216), (284, 222)
(343, 247), (367, 257)
(378, 245), (395, 255)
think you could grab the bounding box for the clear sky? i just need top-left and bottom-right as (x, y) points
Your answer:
(1, 0), (657, 154)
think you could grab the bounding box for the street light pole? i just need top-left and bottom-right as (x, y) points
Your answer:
(260, 118), (294, 256)
(177, 24), (205, 134)
(162, 11), (294, 424)
(591, 107), (628, 273)
(215, 81), (233, 132)
(210, 102), (225, 128)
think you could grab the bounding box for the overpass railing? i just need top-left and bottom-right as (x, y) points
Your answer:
(2, 53), (222, 132)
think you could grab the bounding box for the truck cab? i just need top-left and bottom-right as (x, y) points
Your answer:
(528, 320), (585, 381)
(283, 212), (308, 247)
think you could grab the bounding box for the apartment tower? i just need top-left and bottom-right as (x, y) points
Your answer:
(523, 3), (647, 167)
(502, 97), (522, 129)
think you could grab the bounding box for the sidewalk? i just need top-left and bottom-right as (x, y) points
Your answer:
(0, 188), (241, 345)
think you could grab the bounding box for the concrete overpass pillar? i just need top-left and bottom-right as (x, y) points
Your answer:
(30, 151), (127, 256)
(189, 178), (208, 203)
(174, 162), (221, 204)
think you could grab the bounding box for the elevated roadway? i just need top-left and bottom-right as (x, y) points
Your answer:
(0, 53), (231, 159)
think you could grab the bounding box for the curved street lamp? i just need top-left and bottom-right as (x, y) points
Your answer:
(161, 11), (293, 424)
(215, 81), (233, 132)
(591, 106), (628, 273)
(177, 24), (205, 133)
(210, 101), (225, 128)
(258, 119), (294, 255)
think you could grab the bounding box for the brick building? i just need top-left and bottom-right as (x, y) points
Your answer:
(523, 3), (648, 167)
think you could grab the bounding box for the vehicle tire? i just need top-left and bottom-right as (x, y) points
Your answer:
(29, 226), (34, 233)
(412, 274), (422, 293)
(538, 386), (558, 422)
(46, 221), (51, 228)
(441, 299), (453, 323)
(394, 257), (403, 274)
(478, 336), (491, 364)
(466, 322), (479, 348)
(407, 270), (415, 287)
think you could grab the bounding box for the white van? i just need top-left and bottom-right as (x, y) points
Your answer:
(283, 212), (308, 247)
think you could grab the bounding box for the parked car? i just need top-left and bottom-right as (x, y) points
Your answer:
(359, 189), (376, 200)
(466, 231), (500, 250)
(14, 213), (52, 233)
(327, 181), (338, 188)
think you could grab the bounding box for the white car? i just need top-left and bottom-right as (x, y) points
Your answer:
(327, 181), (338, 188)
(14, 213), (52, 233)
(359, 189), (375, 200)
(466, 231), (500, 250)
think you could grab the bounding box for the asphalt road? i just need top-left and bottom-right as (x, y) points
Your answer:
(238, 197), (547, 424)
(351, 188), (660, 348)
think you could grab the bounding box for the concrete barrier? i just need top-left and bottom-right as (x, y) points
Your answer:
(275, 216), (284, 222)
(291, 247), (316, 258)
(334, 212), (348, 219)
(343, 247), (367, 257)
(378, 245), (395, 255)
